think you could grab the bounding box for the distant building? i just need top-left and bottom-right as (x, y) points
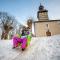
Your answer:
(34, 4), (60, 37)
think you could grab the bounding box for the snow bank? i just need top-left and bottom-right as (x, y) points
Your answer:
(0, 35), (60, 60)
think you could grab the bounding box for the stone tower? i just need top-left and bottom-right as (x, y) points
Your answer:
(27, 19), (32, 29)
(37, 4), (49, 21)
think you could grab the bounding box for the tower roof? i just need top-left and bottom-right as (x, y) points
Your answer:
(38, 3), (48, 12)
(39, 4), (44, 10)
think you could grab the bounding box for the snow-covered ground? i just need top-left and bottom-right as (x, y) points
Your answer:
(0, 35), (60, 60)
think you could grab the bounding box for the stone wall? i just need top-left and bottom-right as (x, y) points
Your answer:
(34, 21), (60, 37)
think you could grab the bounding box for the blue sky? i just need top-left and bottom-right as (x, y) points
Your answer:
(0, 0), (60, 24)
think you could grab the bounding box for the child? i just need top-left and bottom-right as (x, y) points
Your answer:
(12, 31), (32, 51)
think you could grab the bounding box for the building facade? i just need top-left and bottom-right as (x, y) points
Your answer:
(34, 4), (60, 37)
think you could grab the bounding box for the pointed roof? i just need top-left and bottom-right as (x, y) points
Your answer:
(38, 3), (48, 13)
(39, 3), (44, 10)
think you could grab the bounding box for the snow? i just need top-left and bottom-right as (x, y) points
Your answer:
(0, 35), (60, 60)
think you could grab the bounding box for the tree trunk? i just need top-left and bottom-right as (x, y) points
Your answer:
(1, 31), (9, 40)
(1, 32), (4, 39)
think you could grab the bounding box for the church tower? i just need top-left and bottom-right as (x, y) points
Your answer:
(37, 4), (49, 21)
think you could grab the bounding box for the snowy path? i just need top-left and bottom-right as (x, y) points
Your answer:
(0, 35), (60, 60)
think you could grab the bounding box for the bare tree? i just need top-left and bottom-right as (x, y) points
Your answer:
(0, 12), (17, 39)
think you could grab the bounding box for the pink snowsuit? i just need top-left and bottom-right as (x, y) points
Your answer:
(21, 37), (27, 49)
(13, 36), (27, 49)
